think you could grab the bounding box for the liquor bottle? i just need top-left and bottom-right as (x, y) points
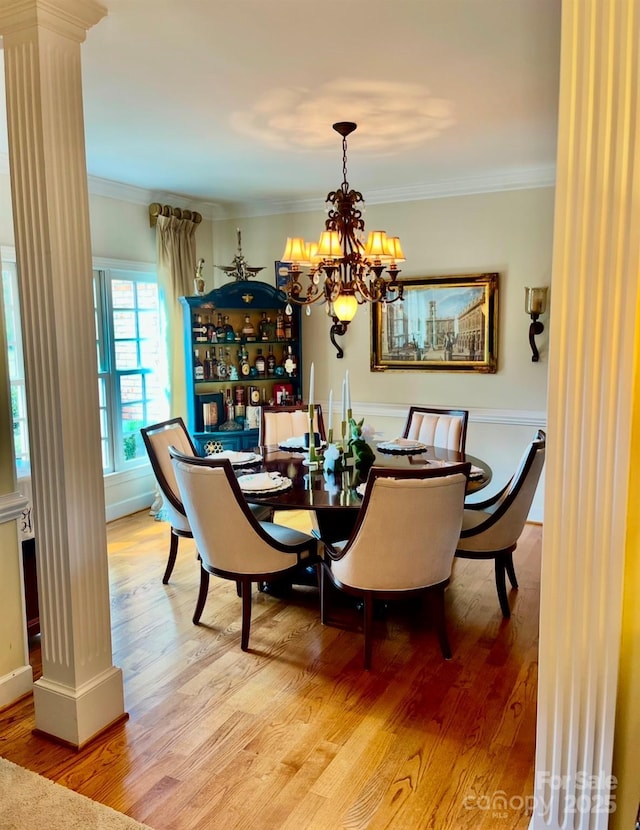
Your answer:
(216, 346), (227, 380)
(284, 313), (293, 339)
(224, 315), (236, 342)
(239, 345), (251, 378)
(258, 311), (269, 341)
(249, 385), (260, 405)
(215, 313), (226, 342)
(266, 344), (276, 376)
(283, 345), (297, 377)
(224, 388), (235, 422)
(194, 349), (204, 381)
(203, 349), (214, 380)
(206, 315), (217, 344)
(209, 349), (218, 379)
(242, 314), (256, 341)
(254, 348), (266, 378)
(276, 312), (285, 340)
(192, 312), (207, 343)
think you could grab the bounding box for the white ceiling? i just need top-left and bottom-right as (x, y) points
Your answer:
(3, 0), (562, 217)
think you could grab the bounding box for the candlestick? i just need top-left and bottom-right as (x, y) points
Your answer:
(341, 379), (346, 424)
(345, 370), (351, 414)
(308, 362), (315, 411)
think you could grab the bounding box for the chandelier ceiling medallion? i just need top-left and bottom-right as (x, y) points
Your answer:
(280, 122), (405, 358)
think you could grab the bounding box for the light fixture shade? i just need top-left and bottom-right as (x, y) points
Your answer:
(281, 237), (310, 264)
(364, 230), (392, 260)
(525, 286), (548, 315)
(333, 293), (358, 322)
(307, 242), (321, 262)
(316, 231), (344, 259)
(384, 236), (406, 262)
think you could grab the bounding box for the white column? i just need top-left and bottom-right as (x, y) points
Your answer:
(532, 1), (640, 828)
(0, 0), (125, 747)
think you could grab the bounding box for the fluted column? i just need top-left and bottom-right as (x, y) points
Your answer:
(0, 0), (125, 746)
(532, 1), (640, 828)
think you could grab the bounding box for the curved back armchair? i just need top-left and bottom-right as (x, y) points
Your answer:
(455, 429), (546, 618)
(259, 404), (325, 448)
(402, 406), (469, 452)
(320, 463), (470, 669)
(141, 417), (196, 583)
(170, 448), (318, 651)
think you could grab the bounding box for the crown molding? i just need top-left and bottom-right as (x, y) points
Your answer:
(224, 164), (557, 218)
(0, 152), (555, 220)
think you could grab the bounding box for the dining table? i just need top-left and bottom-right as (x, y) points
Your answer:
(236, 440), (492, 544)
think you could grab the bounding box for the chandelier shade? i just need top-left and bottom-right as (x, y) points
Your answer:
(280, 122), (405, 357)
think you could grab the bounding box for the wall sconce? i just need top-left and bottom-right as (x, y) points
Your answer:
(525, 286), (549, 362)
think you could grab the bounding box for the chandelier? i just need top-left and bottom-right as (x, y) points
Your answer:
(280, 122), (405, 357)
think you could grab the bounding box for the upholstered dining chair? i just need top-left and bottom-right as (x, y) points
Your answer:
(169, 448), (318, 651)
(259, 404), (326, 448)
(402, 406), (469, 453)
(141, 417), (197, 584)
(455, 429), (546, 618)
(141, 417), (272, 583)
(318, 463), (471, 670)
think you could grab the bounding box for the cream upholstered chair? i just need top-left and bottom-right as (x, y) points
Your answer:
(455, 430), (546, 618)
(402, 406), (469, 452)
(140, 418), (196, 584)
(259, 404), (326, 448)
(170, 448), (319, 651)
(141, 417), (271, 583)
(319, 463), (470, 670)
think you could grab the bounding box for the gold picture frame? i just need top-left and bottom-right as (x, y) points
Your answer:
(371, 273), (498, 373)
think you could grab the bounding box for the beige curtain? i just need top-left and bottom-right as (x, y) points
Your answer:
(155, 213), (198, 418)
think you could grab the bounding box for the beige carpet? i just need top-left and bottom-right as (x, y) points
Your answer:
(0, 757), (152, 830)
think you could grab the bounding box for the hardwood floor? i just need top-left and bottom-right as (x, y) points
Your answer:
(0, 510), (541, 829)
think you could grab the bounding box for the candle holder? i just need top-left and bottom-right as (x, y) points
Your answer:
(307, 404), (320, 470)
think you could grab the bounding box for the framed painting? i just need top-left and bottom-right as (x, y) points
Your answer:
(371, 273), (498, 373)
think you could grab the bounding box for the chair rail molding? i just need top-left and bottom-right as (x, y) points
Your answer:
(328, 401), (547, 429)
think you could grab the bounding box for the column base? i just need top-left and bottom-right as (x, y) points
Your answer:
(33, 665), (126, 748)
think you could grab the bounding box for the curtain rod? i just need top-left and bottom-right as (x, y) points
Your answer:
(149, 202), (203, 227)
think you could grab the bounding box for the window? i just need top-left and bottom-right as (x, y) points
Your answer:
(94, 268), (169, 473)
(1, 259), (30, 470)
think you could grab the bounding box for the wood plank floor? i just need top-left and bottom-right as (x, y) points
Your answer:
(0, 510), (541, 829)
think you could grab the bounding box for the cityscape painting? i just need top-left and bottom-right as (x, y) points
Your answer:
(370, 273), (498, 373)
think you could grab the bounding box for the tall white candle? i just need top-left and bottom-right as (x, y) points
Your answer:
(328, 388), (333, 431)
(341, 379), (347, 422)
(345, 369), (351, 412)
(308, 362), (315, 408)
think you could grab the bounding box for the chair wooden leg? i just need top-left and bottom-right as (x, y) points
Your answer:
(192, 566), (210, 624)
(430, 585), (452, 660)
(163, 530), (179, 584)
(363, 592), (374, 671)
(236, 580), (242, 597)
(495, 556), (512, 618)
(505, 551), (519, 589)
(240, 578), (252, 651)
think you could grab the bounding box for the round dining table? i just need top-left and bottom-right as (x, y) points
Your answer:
(242, 443), (492, 543)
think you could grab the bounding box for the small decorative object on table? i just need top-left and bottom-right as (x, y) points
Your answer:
(348, 417), (375, 474)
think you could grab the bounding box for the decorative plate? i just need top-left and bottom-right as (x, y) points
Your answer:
(236, 472), (292, 495)
(206, 450), (263, 466)
(376, 438), (428, 455)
